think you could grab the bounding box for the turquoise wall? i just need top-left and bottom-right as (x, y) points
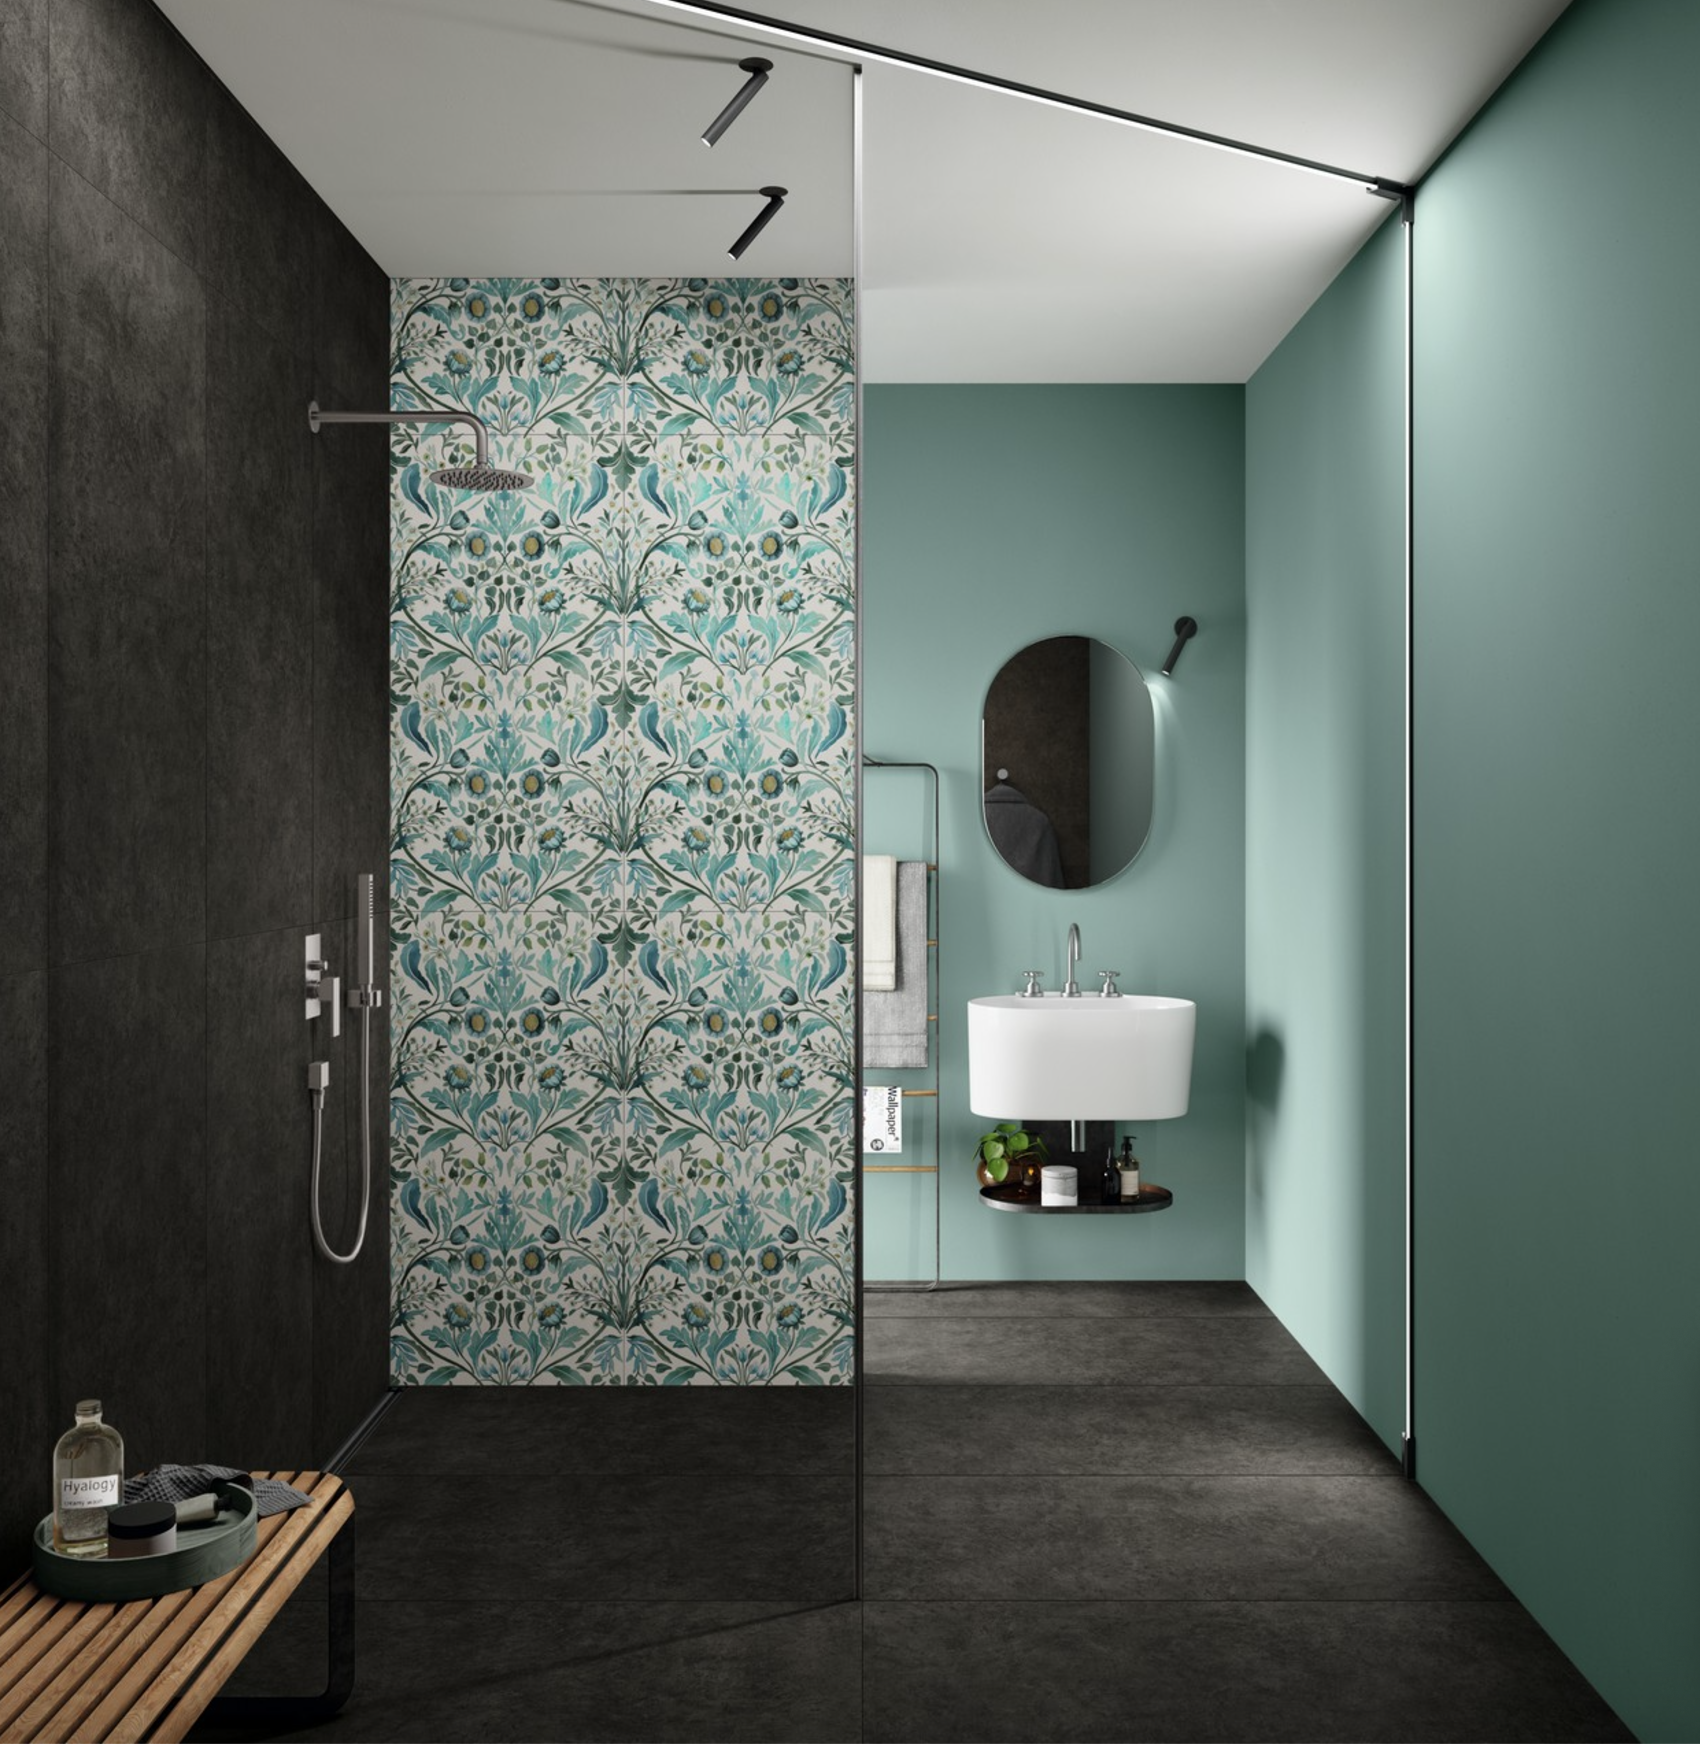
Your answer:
(1243, 216), (1407, 1451)
(1413, 1), (1700, 1735)
(862, 386), (1245, 1281)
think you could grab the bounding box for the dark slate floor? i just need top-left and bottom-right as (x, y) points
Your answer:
(192, 1283), (1631, 1742)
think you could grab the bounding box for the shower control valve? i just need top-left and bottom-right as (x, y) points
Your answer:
(304, 934), (341, 1039)
(304, 934), (325, 1020)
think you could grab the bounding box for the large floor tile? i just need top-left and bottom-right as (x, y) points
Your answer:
(47, 157), (206, 964)
(862, 1474), (1508, 1602)
(310, 201), (388, 409)
(354, 1474), (855, 1605)
(51, 945), (209, 1470)
(205, 929), (316, 1467)
(864, 1383), (1392, 1476)
(0, 972), (49, 1567)
(864, 1311), (1325, 1387)
(349, 1385), (855, 1477)
(205, 306), (314, 942)
(205, 85), (312, 359)
(48, 0), (209, 272)
(863, 1280), (1270, 1318)
(861, 1599), (1631, 1743)
(193, 1598), (862, 1743)
(310, 409), (388, 925)
(0, 0), (48, 135)
(0, 108), (48, 975)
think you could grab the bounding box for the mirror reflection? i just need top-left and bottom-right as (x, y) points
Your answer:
(981, 635), (1154, 889)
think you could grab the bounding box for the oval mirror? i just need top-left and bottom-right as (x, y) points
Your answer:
(981, 635), (1154, 889)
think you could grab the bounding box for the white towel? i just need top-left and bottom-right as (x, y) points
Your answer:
(862, 854), (897, 990)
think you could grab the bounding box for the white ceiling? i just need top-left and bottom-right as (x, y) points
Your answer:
(157, 0), (1572, 381)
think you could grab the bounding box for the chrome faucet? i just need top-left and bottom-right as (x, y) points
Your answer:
(1063, 923), (1082, 997)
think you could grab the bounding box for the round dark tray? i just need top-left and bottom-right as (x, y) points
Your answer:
(979, 1181), (1173, 1215)
(32, 1482), (257, 1600)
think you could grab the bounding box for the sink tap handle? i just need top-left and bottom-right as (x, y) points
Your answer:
(1098, 970), (1122, 999)
(1020, 970), (1045, 998)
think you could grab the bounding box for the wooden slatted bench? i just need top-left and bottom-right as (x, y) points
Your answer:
(0, 1470), (354, 1743)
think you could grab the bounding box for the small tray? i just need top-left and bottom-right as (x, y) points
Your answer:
(32, 1482), (257, 1601)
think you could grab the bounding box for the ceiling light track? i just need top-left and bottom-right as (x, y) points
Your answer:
(643, 0), (1413, 197)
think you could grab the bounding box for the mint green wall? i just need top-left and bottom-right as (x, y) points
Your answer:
(1243, 217), (1407, 1452)
(863, 386), (1245, 1280)
(1414, 2), (1700, 1736)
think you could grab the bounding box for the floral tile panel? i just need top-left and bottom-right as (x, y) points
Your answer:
(389, 277), (855, 1385)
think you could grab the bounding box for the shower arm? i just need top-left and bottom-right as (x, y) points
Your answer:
(307, 402), (489, 468)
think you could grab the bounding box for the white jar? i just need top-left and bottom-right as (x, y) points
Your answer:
(1040, 1164), (1078, 1207)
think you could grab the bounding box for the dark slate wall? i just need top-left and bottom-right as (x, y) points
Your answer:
(0, 0), (390, 1564)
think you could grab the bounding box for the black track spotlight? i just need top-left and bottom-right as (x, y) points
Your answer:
(1161, 616), (1199, 676)
(728, 185), (787, 261)
(702, 56), (773, 147)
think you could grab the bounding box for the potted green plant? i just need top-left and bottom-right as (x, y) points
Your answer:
(973, 1121), (1049, 1194)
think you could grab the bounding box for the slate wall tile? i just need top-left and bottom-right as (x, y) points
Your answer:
(48, 158), (206, 965)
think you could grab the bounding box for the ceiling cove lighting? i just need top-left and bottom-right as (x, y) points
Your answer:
(1161, 616), (1199, 676)
(728, 185), (786, 259)
(644, 0), (1410, 198)
(702, 55), (774, 146)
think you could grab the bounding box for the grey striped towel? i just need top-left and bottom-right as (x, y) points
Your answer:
(123, 1463), (313, 1518)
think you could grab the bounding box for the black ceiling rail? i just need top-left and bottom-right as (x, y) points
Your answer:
(642, 0), (1414, 197)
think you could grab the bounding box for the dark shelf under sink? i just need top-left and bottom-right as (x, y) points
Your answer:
(979, 1179), (1173, 1215)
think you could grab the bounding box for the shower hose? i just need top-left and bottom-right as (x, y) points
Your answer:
(308, 1001), (373, 1266)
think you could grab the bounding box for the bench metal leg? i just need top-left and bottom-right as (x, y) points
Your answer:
(204, 1515), (355, 1727)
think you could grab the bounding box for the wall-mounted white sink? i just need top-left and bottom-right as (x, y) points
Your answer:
(968, 994), (1196, 1120)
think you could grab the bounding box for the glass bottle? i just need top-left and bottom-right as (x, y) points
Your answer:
(53, 1400), (125, 1558)
(1119, 1136), (1142, 1203)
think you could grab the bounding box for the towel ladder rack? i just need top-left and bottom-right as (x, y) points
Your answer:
(861, 755), (942, 1291)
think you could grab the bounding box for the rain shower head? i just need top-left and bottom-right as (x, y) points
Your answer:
(430, 461), (535, 492)
(308, 401), (534, 492)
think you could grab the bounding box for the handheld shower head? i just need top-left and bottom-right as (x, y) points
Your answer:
(308, 401), (534, 492)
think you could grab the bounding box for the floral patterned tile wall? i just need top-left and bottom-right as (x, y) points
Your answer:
(388, 278), (856, 1385)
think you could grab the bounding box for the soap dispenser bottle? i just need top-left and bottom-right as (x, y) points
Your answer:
(1118, 1137), (1141, 1204)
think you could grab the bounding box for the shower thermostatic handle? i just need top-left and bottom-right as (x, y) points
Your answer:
(304, 935), (342, 1039)
(307, 970), (343, 1039)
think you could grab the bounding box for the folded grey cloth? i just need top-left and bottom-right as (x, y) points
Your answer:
(124, 1463), (313, 1518)
(864, 859), (930, 1069)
